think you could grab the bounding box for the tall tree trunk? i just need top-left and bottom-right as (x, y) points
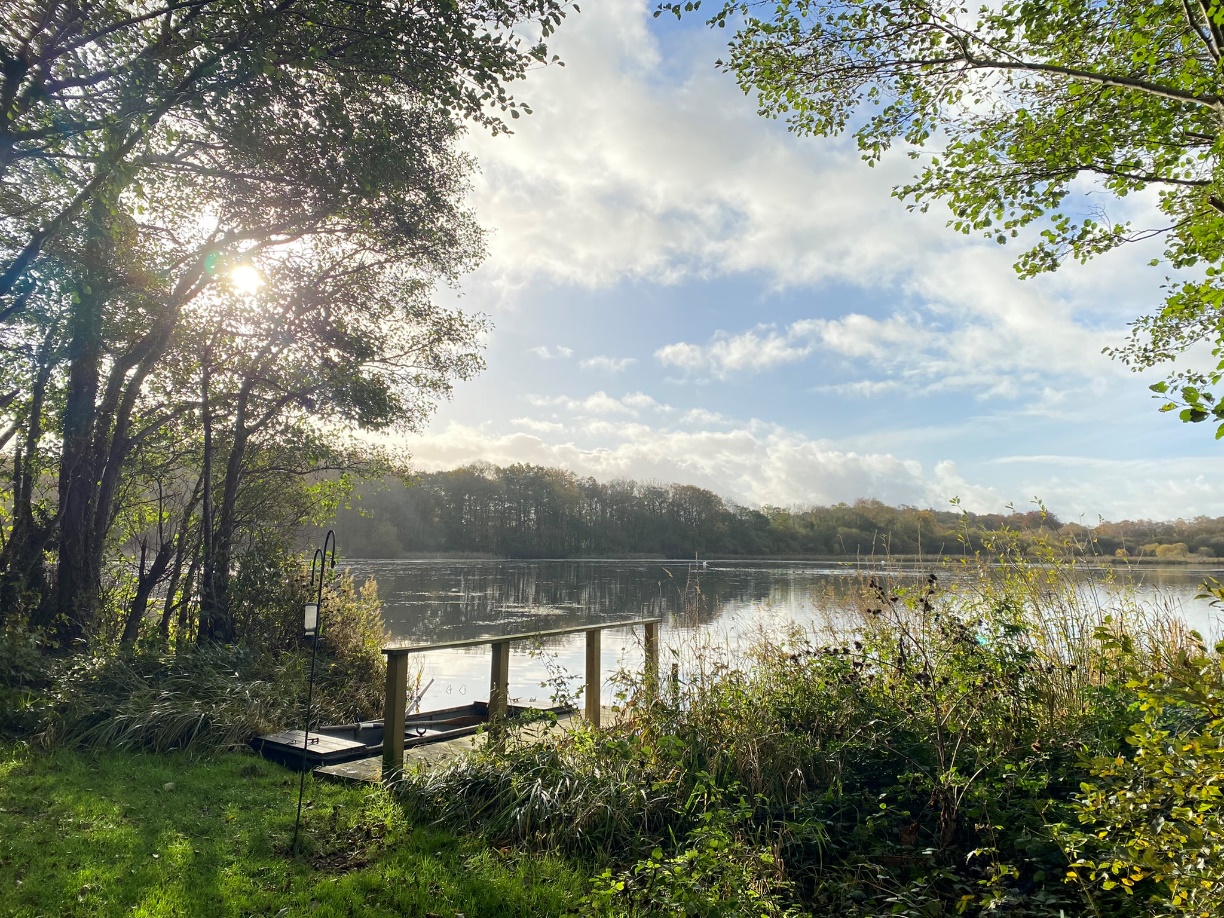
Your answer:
(159, 526), (193, 643)
(120, 537), (174, 647)
(159, 475), (204, 644)
(198, 359), (221, 642)
(50, 310), (103, 642)
(177, 550), (201, 647)
(199, 381), (250, 644)
(0, 331), (57, 626)
(40, 182), (122, 645)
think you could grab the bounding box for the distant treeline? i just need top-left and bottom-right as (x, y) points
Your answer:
(328, 462), (1224, 560)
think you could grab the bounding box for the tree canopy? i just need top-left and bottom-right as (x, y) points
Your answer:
(333, 463), (1224, 560)
(662, 0), (1224, 435)
(0, 1), (568, 646)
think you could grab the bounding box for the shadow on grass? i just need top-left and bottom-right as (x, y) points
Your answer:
(0, 744), (586, 918)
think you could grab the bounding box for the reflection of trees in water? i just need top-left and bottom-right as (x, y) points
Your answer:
(366, 561), (782, 643)
(354, 559), (1224, 649)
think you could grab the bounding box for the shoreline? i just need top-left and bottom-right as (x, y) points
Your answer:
(342, 553), (1224, 570)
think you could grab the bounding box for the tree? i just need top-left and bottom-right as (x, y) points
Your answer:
(188, 248), (485, 641)
(663, 0), (1224, 435)
(0, 0), (568, 644)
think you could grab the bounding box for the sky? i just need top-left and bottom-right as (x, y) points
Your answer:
(398, 0), (1224, 524)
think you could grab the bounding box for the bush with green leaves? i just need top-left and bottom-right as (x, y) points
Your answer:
(1063, 639), (1224, 917)
(23, 567), (387, 753)
(587, 780), (799, 918)
(0, 627), (46, 737)
(312, 574), (389, 722)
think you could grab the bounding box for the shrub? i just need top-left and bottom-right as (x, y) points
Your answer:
(588, 783), (799, 918)
(37, 643), (295, 753)
(28, 568), (387, 753)
(313, 574), (388, 723)
(0, 627), (44, 690)
(0, 628), (47, 737)
(1064, 638), (1224, 916)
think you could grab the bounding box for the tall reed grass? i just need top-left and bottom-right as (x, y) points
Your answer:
(10, 571), (389, 754)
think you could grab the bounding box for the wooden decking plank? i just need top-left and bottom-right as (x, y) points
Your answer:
(256, 730), (367, 753)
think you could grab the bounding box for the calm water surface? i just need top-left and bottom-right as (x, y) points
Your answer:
(342, 559), (1224, 710)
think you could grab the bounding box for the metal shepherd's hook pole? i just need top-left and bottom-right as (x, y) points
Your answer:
(292, 529), (336, 853)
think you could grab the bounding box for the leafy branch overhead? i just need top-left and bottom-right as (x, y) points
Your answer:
(661, 0), (1224, 438)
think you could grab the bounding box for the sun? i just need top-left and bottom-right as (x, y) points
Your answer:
(229, 263), (264, 294)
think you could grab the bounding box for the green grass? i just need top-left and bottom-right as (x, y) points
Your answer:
(0, 743), (587, 918)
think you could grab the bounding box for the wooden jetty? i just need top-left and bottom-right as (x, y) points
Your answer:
(315, 705), (618, 783)
(315, 617), (661, 784)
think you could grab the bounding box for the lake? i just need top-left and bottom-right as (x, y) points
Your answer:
(342, 558), (1224, 711)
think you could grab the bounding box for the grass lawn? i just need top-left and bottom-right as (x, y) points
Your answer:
(0, 743), (588, 918)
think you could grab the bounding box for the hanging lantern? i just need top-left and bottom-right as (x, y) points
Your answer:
(304, 602), (319, 637)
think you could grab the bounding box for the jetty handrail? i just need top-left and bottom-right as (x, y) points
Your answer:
(381, 617), (661, 780)
(382, 617), (662, 655)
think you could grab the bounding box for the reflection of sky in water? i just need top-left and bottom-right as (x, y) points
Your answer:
(400, 630), (647, 710)
(343, 560), (1224, 710)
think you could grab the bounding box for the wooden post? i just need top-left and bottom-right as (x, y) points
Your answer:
(585, 628), (601, 727)
(643, 620), (659, 697)
(489, 640), (510, 725)
(382, 651), (409, 781)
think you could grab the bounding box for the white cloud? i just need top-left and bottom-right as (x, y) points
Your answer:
(681, 408), (731, 427)
(581, 355), (636, 372)
(622, 391), (669, 411)
(816, 379), (905, 398)
(527, 390), (673, 417)
(652, 342), (704, 371)
(527, 391), (641, 416)
(657, 291), (1128, 398)
(656, 325), (815, 379)
(511, 417), (567, 433)
(794, 315), (918, 361)
(528, 345), (574, 360)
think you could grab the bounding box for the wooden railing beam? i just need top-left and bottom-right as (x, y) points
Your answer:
(383, 617), (661, 655)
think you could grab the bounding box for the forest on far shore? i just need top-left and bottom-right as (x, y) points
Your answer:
(328, 462), (1224, 561)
